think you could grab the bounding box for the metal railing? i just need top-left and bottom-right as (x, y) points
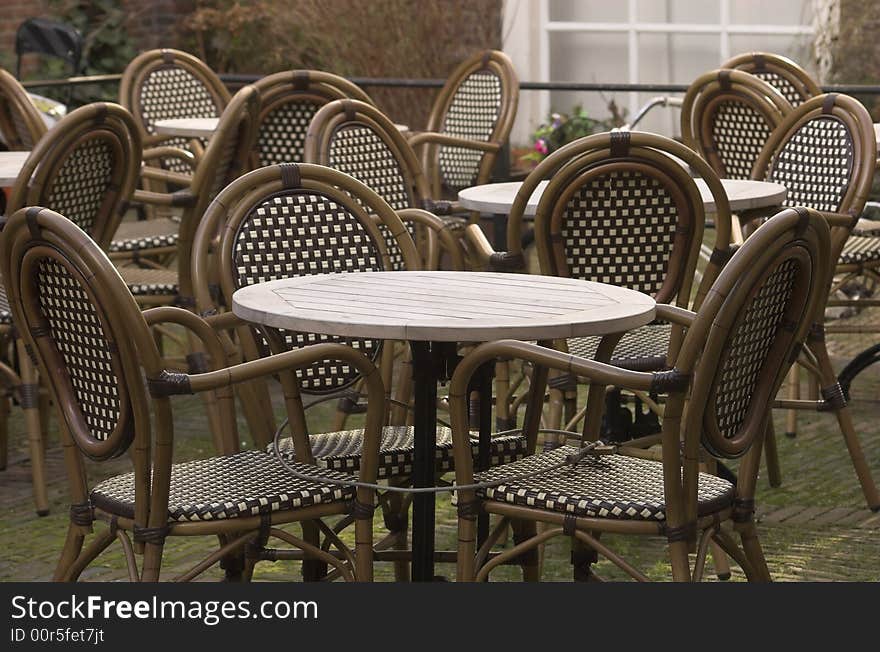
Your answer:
(19, 72), (880, 97)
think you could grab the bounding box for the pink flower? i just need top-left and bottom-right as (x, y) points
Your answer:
(534, 138), (548, 155)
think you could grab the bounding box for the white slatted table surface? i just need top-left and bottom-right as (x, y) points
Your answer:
(0, 151), (31, 185)
(233, 271), (656, 582)
(457, 178), (787, 217)
(154, 117), (410, 139)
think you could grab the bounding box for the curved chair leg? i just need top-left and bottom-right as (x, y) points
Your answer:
(384, 478), (411, 582)
(511, 518), (540, 581)
(54, 524), (86, 581)
(456, 515), (478, 581)
(571, 536), (600, 582)
(668, 539), (692, 582)
(16, 340), (49, 515)
(785, 365), (800, 438)
(301, 520), (327, 581)
(763, 420), (782, 488)
(809, 338), (880, 510)
(738, 522), (771, 582)
(709, 539), (732, 580)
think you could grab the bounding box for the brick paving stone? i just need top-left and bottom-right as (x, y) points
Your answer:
(760, 505), (808, 524)
(809, 506), (862, 526)
(784, 505), (834, 525)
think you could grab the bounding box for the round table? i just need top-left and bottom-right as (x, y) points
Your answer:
(0, 151), (31, 185)
(458, 178), (787, 216)
(154, 117), (218, 138)
(233, 270), (656, 581)
(154, 117), (410, 139)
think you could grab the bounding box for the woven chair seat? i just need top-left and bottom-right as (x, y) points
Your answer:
(839, 235), (880, 265)
(118, 266), (179, 296)
(273, 426), (528, 479)
(471, 445), (735, 522)
(567, 323), (672, 371)
(90, 450), (355, 522)
(109, 218), (179, 253)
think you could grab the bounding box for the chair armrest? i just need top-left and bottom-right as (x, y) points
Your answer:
(463, 224), (524, 272)
(140, 165), (194, 187)
(142, 306), (238, 370)
(132, 188), (196, 207)
(396, 207), (465, 271)
(143, 145), (196, 167)
(654, 304), (696, 328)
(407, 131), (500, 153)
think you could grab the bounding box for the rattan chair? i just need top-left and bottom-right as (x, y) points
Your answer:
(252, 69), (373, 167)
(116, 84), (261, 309)
(0, 68), (46, 151)
(304, 98), (466, 270)
(191, 163), (529, 579)
(409, 50), (518, 200)
(119, 48), (230, 168)
(750, 92), (880, 510)
(465, 131), (732, 432)
(0, 206), (382, 582)
(681, 69), (792, 180)
(450, 207), (830, 582)
(722, 52), (821, 108)
(0, 102), (142, 515)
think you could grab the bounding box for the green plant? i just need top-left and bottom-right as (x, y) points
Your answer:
(521, 104), (617, 164)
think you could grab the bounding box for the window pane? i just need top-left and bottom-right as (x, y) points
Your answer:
(728, 34), (815, 76)
(549, 0), (628, 22)
(730, 0), (814, 26)
(638, 0), (720, 24)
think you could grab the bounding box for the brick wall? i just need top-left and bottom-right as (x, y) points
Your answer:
(0, 0), (50, 72)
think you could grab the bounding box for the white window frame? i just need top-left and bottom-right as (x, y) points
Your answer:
(539, 0), (815, 118)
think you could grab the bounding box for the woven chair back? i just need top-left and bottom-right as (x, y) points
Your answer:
(197, 163), (419, 394)
(305, 98), (432, 270)
(252, 70), (372, 167)
(7, 102), (141, 249)
(752, 93), (876, 261)
(119, 48), (230, 172)
(681, 69), (792, 179)
(0, 68), (46, 150)
(677, 208), (829, 463)
(0, 207), (156, 462)
(424, 49), (518, 194)
(514, 131), (728, 310)
(722, 52), (821, 108)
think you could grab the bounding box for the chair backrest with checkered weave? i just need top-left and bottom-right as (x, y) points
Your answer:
(0, 208), (157, 462)
(522, 131), (714, 308)
(201, 163), (419, 394)
(119, 48), (230, 172)
(722, 52), (821, 109)
(681, 69), (792, 180)
(305, 99), (435, 271)
(7, 102), (142, 250)
(0, 68), (46, 150)
(677, 208), (828, 462)
(252, 70), (373, 167)
(424, 50), (518, 194)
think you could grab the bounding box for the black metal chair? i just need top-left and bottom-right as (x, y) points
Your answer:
(15, 18), (83, 104)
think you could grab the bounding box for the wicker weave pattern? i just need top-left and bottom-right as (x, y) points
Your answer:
(714, 258), (798, 441)
(327, 124), (414, 270)
(753, 71), (804, 107)
(711, 100), (773, 179)
(558, 169), (680, 294)
(840, 235), (880, 264)
(439, 71), (501, 190)
(768, 116), (853, 213)
(36, 257), (122, 443)
(275, 426), (527, 479)
(139, 67), (218, 172)
(90, 450), (355, 521)
(473, 445), (735, 521)
(233, 191), (383, 392)
(567, 323), (671, 370)
(45, 138), (115, 235)
(256, 101), (319, 166)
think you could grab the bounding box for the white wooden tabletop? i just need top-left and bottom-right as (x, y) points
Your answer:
(154, 117), (410, 138)
(457, 178), (787, 216)
(232, 271), (656, 342)
(0, 151), (30, 186)
(154, 117), (218, 138)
